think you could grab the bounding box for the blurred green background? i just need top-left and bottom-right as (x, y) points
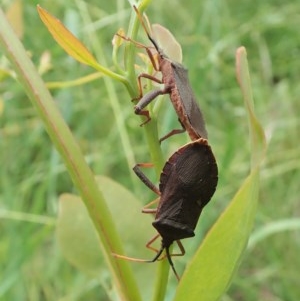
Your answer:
(1, 0), (299, 300)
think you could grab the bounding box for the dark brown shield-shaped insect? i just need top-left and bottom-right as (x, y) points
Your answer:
(114, 138), (218, 280)
(131, 6), (208, 142)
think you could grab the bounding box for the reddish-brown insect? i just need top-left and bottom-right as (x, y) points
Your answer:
(132, 5), (208, 142)
(114, 138), (218, 280)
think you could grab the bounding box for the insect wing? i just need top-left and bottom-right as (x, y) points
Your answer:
(155, 140), (217, 240)
(172, 64), (208, 139)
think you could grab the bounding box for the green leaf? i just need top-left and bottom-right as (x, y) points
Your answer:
(174, 169), (259, 301)
(56, 193), (104, 277)
(37, 5), (128, 85)
(56, 176), (157, 299)
(37, 5), (98, 67)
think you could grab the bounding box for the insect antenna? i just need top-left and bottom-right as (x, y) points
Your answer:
(166, 246), (180, 281)
(133, 5), (160, 52)
(148, 245), (164, 262)
(149, 245), (180, 281)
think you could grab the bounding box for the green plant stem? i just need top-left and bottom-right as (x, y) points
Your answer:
(0, 9), (141, 301)
(125, 1), (170, 300)
(125, 2), (148, 92)
(75, 0), (137, 187)
(125, 1), (164, 174)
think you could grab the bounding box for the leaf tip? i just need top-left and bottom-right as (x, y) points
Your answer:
(235, 46), (247, 87)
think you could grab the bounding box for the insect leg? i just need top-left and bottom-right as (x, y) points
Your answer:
(141, 198), (159, 214)
(133, 72), (163, 101)
(159, 118), (186, 143)
(134, 85), (171, 126)
(133, 163), (160, 195)
(112, 235), (161, 262)
(154, 240), (185, 260)
(145, 47), (160, 71)
(148, 238), (181, 281)
(145, 233), (161, 253)
(171, 240), (186, 257)
(112, 253), (149, 262)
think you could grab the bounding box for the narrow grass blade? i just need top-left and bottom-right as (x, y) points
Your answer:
(0, 10), (141, 301)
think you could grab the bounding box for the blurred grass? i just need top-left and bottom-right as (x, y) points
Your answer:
(0, 0), (299, 300)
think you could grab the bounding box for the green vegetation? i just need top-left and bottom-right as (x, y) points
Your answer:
(0, 0), (299, 300)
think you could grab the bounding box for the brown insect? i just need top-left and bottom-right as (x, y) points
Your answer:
(114, 138), (218, 280)
(132, 5), (208, 142)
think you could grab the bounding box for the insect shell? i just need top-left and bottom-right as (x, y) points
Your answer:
(152, 138), (218, 250)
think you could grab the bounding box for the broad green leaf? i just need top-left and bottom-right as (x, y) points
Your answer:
(37, 5), (98, 67)
(56, 176), (156, 299)
(174, 47), (266, 301)
(174, 169), (259, 301)
(57, 193), (103, 277)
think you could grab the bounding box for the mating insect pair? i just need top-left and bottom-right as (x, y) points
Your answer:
(114, 6), (218, 281)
